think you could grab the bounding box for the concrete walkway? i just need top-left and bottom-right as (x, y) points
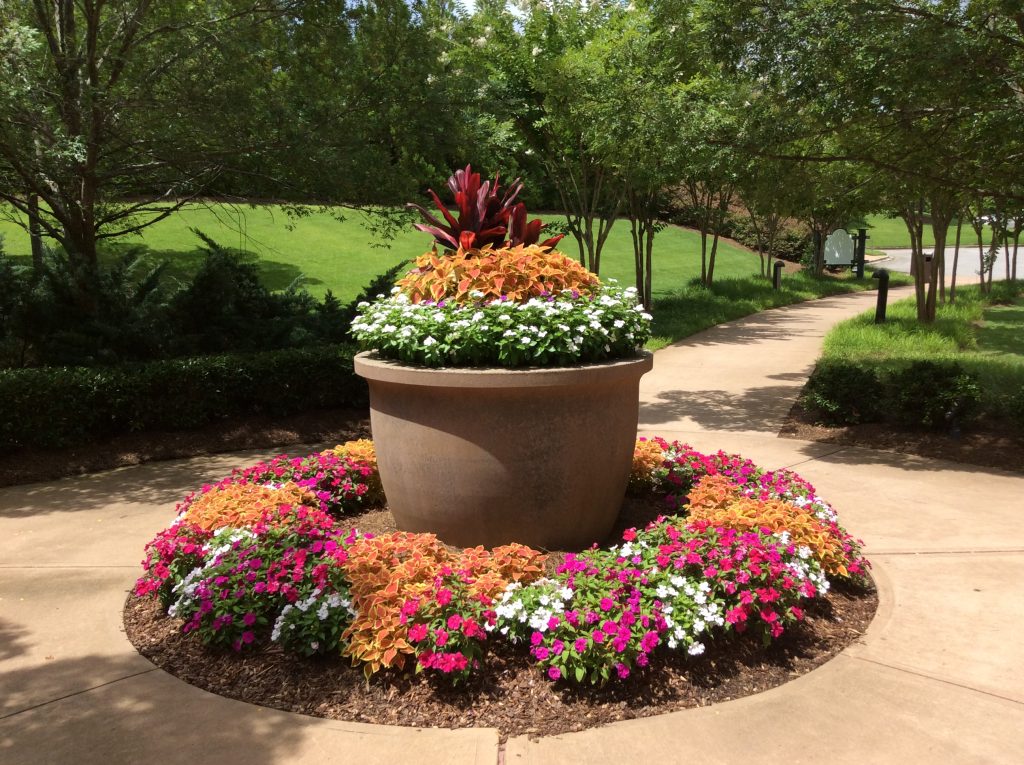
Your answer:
(3, 292), (1023, 764)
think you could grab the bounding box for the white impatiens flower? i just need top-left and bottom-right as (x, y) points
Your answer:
(687, 642), (706, 656)
(423, 336), (437, 347)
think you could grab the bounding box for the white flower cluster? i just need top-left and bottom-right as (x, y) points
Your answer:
(789, 494), (839, 524)
(653, 573), (721, 654)
(166, 528), (257, 617)
(487, 579), (574, 639)
(351, 284), (652, 367)
(271, 587), (355, 645)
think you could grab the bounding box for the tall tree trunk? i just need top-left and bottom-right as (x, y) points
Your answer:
(950, 218), (962, 304)
(28, 193), (45, 277)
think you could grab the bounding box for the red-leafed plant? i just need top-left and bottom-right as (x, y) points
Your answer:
(408, 164), (564, 252)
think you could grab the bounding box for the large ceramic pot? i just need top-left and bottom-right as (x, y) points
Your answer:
(354, 351), (654, 549)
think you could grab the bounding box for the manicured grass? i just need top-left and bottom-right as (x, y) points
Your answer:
(0, 203), (761, 303)
(861, 214), (994, 250)
(820, 283), (1024, 413)
(0, 202), (915, 350)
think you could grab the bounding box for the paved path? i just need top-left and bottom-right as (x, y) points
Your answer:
(3, 293), (1023, 764)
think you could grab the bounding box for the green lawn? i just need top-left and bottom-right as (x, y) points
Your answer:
(861, 214), (993, 250)
(0, 202), (906, 349)
(820, 284), (1024, 412)
(0, 203), (765, 303)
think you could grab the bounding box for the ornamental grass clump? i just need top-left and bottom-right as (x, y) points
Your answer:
(351, 165), (651, 368)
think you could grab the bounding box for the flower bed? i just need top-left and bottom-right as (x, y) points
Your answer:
(132, 436), (869, 688)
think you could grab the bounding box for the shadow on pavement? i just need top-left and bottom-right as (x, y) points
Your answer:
(0, 447), (290, 518)
(0, 653), (308, 765)
(0, 617), (30, 663)
(641, 384), (799, 432)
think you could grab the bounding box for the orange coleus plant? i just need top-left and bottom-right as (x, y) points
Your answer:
(629, 437), (668, 493)
(339, 532), (545, 677)
(686, 475), (853, 576)
(181, 482), (319, 531)
(396, 244), (600, 305)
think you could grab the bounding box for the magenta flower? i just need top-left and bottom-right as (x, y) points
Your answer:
(548, 666), (561, 680)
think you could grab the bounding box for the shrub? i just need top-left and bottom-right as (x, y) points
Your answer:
(396, 246), (600, 305)
(802, 360), (883, 425)
(887, 360), (981, 429)
(0, 345), (366, 451)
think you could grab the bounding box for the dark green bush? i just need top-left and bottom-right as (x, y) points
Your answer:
(0, 233), (402, 369)
(802, 359), (983, 430)
(0, 345), (366, 452)
(802, 361), (883, 425)
(887, 361), (982, 429)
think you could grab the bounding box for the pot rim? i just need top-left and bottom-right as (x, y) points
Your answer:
(354, 350), (653, 389)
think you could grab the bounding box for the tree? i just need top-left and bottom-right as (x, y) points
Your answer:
(0, 1), (463, 295)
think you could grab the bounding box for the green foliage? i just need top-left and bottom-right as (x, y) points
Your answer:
(0, 345), (366, 452)
(802, 359), (981, 430)
(803, 361), (883, 426)
(0, 232), (389, 367)
(888, 361), (981, 428)
(808, 285), (1024, 430)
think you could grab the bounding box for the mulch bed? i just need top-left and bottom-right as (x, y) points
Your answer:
(780, 400), (1024, 474)
(123, 501), (877, 742)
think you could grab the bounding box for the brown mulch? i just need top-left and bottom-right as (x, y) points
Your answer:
(780, 400), (1024, 474)
(0, 408), (371, 488)
(123, 501), (877, 742)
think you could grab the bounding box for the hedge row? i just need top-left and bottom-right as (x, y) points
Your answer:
(0, 345), (367, 452)
(802, 359), (985, 430)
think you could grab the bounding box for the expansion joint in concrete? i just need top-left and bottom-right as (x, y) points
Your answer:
(847, 655), (1024, 707)
(0, 668), (159, 722)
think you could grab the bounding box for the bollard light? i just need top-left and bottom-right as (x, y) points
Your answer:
(872, 269), (890, 323)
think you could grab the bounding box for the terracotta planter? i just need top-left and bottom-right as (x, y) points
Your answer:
(354, 351), (653, 549)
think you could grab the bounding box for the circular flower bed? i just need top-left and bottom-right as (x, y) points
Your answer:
(128, 436), (874, 730)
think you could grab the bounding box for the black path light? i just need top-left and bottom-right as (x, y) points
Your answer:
(872, 269), (890, 323)
(772, 260), (785, 290)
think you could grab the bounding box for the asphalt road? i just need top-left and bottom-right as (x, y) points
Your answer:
(878, 245), (1018, 285)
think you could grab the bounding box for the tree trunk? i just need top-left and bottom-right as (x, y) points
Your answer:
(950, 218), (962, 304)
(707, 230), (721, 285)
(28, 193), (45, 277)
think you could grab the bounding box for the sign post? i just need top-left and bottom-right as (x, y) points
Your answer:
(855, 228), (869, 279)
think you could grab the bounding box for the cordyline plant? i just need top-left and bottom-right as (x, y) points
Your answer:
(408, 165), (564, 252)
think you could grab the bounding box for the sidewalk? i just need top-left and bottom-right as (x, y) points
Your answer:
(2, 292), (1022, 764)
